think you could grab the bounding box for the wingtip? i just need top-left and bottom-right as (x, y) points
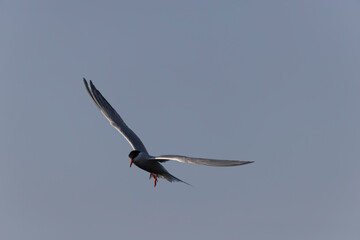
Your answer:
(240, 161), (254, 166)
(82, 77), (94, 88)
(89, 80), (95, 89)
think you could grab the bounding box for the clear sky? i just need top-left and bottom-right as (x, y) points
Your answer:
(1, 0), (359, 239)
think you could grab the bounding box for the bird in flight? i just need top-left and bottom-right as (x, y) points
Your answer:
(83, 78), (253, 187)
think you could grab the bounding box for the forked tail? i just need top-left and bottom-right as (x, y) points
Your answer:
(160, 172), (191, 186)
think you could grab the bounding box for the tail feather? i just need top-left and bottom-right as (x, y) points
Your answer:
(160, 172), (191, 186)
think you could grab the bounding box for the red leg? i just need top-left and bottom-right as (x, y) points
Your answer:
(151, 173), (158, 187)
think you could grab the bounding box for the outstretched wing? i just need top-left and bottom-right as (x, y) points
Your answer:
(154, 155), (253, 166)
(83, 78), (148, 153)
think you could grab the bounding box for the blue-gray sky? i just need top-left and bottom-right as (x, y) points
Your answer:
(1, 1), (360, 239)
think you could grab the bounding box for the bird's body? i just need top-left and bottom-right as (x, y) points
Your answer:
(130, 151), (187, 186)
(83, 78), (253, 187)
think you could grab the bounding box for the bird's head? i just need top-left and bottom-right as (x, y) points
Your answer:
(128, 150), (141, 167)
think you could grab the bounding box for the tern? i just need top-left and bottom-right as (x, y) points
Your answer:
(83, 78), (253, 187)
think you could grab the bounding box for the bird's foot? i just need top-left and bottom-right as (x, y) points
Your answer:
(150, 173), (158, 187)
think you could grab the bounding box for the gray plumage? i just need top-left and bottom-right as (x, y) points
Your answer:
(154, 155), (253, 166)
(83, 78), (148, 153)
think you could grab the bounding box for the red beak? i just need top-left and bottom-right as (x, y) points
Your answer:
(130, 159), (134, 167)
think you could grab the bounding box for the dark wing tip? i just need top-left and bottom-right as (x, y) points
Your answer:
(243, 161), (254, 165)
(89, 80), (95, 87)
(83, 78), (102, 109)
(83, 77), (88, 86)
